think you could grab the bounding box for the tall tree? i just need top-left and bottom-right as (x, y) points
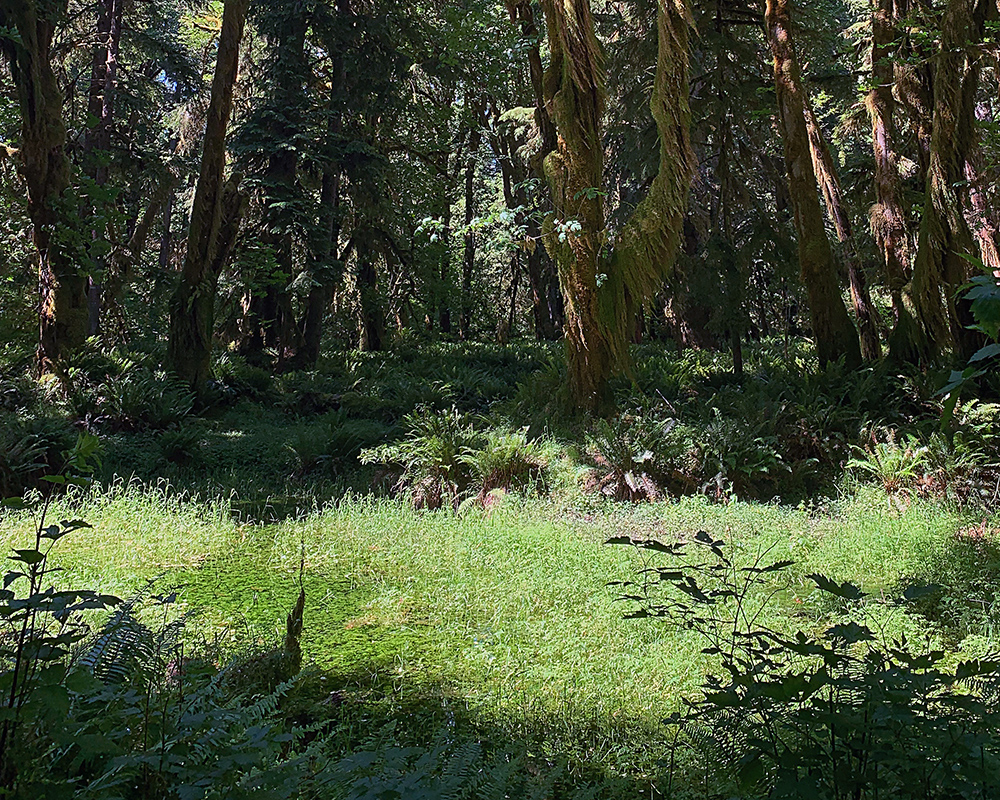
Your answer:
(539, 0), (695, 412)
(891, 0), (994, 363)
(866, 0), (912, 327)
(803, 102), (882, 360)
(765, 0), (861, 368)
(0, 0), (88, 374)
(167, 0), (249, 392)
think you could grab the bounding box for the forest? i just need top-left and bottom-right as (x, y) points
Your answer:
(1, 0), (1000, 796)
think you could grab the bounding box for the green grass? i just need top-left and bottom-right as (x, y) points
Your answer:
(3, 483), (992, 793)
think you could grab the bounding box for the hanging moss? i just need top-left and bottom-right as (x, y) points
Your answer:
(538, 0), (694, 412)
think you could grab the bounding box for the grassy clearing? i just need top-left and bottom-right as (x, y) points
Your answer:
(3, 483), (990, 790)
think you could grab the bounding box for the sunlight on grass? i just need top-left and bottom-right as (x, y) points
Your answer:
(6, 481), (984, 781)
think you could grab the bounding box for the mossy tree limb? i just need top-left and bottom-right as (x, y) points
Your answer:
(538, 0), (695, 413)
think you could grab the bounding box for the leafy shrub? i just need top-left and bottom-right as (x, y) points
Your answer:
(0, 373), (42, 413)
(157, 425), (206, 466)
(275, 370), (342, 415)
(460, 427), (552, 502)
(694, 413), (787, 499)
(610, 531), (1000, 800)
(846, 428), (929, 499)
(288, 413), (391, 477)
(101, 367), (195, 430)
(213, 352), (275, 401)
(0, 413), (76, 495)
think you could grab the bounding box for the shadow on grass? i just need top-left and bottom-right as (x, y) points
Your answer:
(176, 549), (675, 799)
(896, 519), (1000, 645)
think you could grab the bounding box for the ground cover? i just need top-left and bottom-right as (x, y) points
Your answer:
(2, 481), (991, 796)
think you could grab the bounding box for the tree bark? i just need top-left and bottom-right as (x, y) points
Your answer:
(459, 98), (485, 340)
(804, 102), (882, 360)
(357, 234), (385, 352)
(83, 0), (124, 336)
(765, 0), (861, 368)
(866, 0), (912, 324)
(0, 1), (88, 374)
(891, 0), (993, 363)
(539, 0), (695, 413)
(167, 0), (249, 392)
(296, 4), (350, 368)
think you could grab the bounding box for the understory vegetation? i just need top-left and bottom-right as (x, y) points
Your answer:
(3, 341), (1000, 798)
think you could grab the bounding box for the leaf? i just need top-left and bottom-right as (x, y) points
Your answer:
(824, 621), (874, 644)
(956, 659), (1000, 680)
(902, 583), (941, 601)
(1, 498), (27, 510)
(743, 560), (795, 574)
(806, 573), (865, 600)
(10, 549), (45, 566)
(970, 343), (1000, 363)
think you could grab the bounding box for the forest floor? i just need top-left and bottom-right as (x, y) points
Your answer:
(3, 340), (999, 796)
(3, 483), (991, 795)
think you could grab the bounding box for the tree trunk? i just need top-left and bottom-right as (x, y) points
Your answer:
(438, 200), (453, 334)
(891, 0), (992, 363)
(83, 0), (124, 336)
(357, 236), (385, 352)
(1, 2), (88, 374)
(766, 0), (861, 368)
(167, 0), (249, 392)
(804, 102), (882, 360)
(964, 143), (1000, 274)
(297, 12), (349, 368)
(866, 0), (912, 324)
(505, 0), (563, 341)
(459, 99), (484, 340)
(539, 0), (695, 413)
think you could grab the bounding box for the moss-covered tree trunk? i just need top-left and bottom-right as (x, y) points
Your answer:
(1, 1), (88, 375)
(459, 98), (485, 340)
(803, 102), (882, 360)
(890, 0), (992, 363)
(766, 0), (861, 368)
(539, 0), (694, 413)
(539, 0), (612, 412)
(866, 0), (912, 325)
(167, 0), (249, 392)
(504, 0), (563, 341)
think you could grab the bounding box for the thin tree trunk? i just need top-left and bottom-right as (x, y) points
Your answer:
(766, 0), (861, 368)
(297, 14), (349, 368)
(83, 0), (123, 336)
(804, 102), (882, 360)
(459, 99), (484, 340)
(438, 201), (453, 334)
(357, 236), (385, 352)
(168, 0), (249, 392)
(964, 143), (1000, 274)
(505, 0), (563, 340)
